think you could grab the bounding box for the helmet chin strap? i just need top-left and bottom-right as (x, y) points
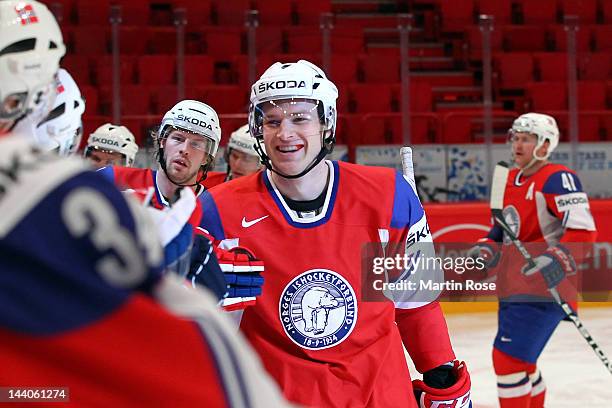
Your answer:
(254, 130), (334, 180)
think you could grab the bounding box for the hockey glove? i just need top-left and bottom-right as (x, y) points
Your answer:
(186, 234), (228, 301)
(522, 245), (576, 289)
(413, 360), (472, 408)
(464, 240), (500, 280)
(217, 246), (264, 311)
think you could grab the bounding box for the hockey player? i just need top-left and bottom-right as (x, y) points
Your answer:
(84, 123), (139, 169)
(99, 100), (264, 304)
(200, 60), (472, 407)
(203, 124), (264, 188)
(469, 113), (597, 407)
(33, 68), (85, 155)
(0, 2), (290, 406)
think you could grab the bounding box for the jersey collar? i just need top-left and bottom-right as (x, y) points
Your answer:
(262, 160), (339, 228)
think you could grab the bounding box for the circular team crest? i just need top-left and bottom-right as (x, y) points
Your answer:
(279, 269), (358, 350)
(502, 205), (521, 245)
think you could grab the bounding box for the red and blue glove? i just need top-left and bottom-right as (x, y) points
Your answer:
(413, 360), (472, 408)
(216, 246), (264, 311)
(522, 244), (576, 288)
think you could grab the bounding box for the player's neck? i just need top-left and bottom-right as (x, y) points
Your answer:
(271, 160), (330, 201)
(520, 160), (548, 177)
(156, 170), (197, 203)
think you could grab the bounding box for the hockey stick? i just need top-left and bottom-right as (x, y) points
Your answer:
(400, 146), (417, 195)
(490, 161), (612, 375)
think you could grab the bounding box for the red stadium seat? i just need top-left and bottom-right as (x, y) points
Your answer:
(214, 0), (251, 26)
(388, 114), (435, 144)
(518, 0), (559, 24)
(138, 55), (176, 85)
(503, 26), (547, 52)
(549, 24), (593, 52)
(329, 55), (359, 86)
(72, 26), (109, 55)
(560, 0), (598, 24)
(254, 26), (283, 55)
(230, 54), (275, 87)
(602, 113), (612, 141)
(173, 0), (212, 26)
(442, 114), (472, 143)
(577, 113), (601, 141)
(593, 27), (612, 52)
(62, 55), (91, 86)
(494, 53), (534, 89)
(578, 81), (606, 110)
(76, 0), (109, 25)
(200, 85), (249, 114)
(477, 0), (512, 24)
(527, 82), (567, 110)
(349, 84), (393, 113)
(114, 1), (151, 26)
(464, 26), (503, 61)
(285, 27), (322, 54)
(440, 0), (475, 32)
(205, 27), (244, 59)
(391, 82), (434, 112)
(604, 0), (612, 23)
(294, 0), (331, 25)
(100, 85), (153, 116)
(534, 52), (568, 81)
(184, 55), (214, 85)
(80, 85), (100, 115)
(254, 0), (292, 26)
(360, 54), (399, 83)
(93, 55), (137, 86)
(578, 53), (612, 80)
(332, 27), (364, 55)
(120, 26), (150, 55)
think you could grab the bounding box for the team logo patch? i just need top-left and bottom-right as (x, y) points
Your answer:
(279, 269), (357, 350)
(15, 3), (38, 25)
(502, 205), (520, 245)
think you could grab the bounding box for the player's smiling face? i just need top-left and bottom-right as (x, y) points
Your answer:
(162, 129), (209, 184)
(261, 99), (323, 176)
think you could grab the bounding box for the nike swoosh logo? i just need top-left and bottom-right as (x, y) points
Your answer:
(241, 215), (269, 228)
(500, 336), (512, 342)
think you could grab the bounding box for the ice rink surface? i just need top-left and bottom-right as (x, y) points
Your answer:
(407, 306), (612, 407)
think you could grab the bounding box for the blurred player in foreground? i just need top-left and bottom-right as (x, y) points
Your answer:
(469, 113), (597, 407)
(200, 59), (472, 407)
(0, 2), (289, 405)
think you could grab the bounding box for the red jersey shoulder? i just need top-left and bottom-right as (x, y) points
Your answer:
(112, 166), (154, 191)
(203, 171), (227, 189)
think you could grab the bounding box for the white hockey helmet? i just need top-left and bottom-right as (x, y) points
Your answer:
(158, 99), (221, 159)
(85, 123), (138, 166)
(509, 112), (560, 160)
(0, 0), (66, 135)
(35, 68), (85, 155)
(228, 124), (260, 157)
(248, 60), (338, 178)
(249, 60), (338, 143)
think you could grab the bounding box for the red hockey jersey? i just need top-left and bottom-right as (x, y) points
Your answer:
(492, 163), (597, 300)
(200, 161), (455, 407)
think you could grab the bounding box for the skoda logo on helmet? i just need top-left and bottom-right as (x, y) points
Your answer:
(177, 114), (212, 131)
(257, 80), (307, 94)
(92, 136), (119, 147)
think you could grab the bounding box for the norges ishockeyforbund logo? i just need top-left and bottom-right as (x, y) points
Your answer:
(279, 269), (357, 350)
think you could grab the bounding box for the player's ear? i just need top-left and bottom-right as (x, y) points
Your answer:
(537, 140), (550, 157)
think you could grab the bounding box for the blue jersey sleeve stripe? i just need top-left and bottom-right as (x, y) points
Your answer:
(199, 192), (226, 241)
(542, 170), (584, 194)
(391, 172), (424, 229)
(96, 165), (115, 182)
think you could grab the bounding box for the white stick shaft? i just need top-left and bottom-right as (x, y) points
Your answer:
(400, 146), (417, 195)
